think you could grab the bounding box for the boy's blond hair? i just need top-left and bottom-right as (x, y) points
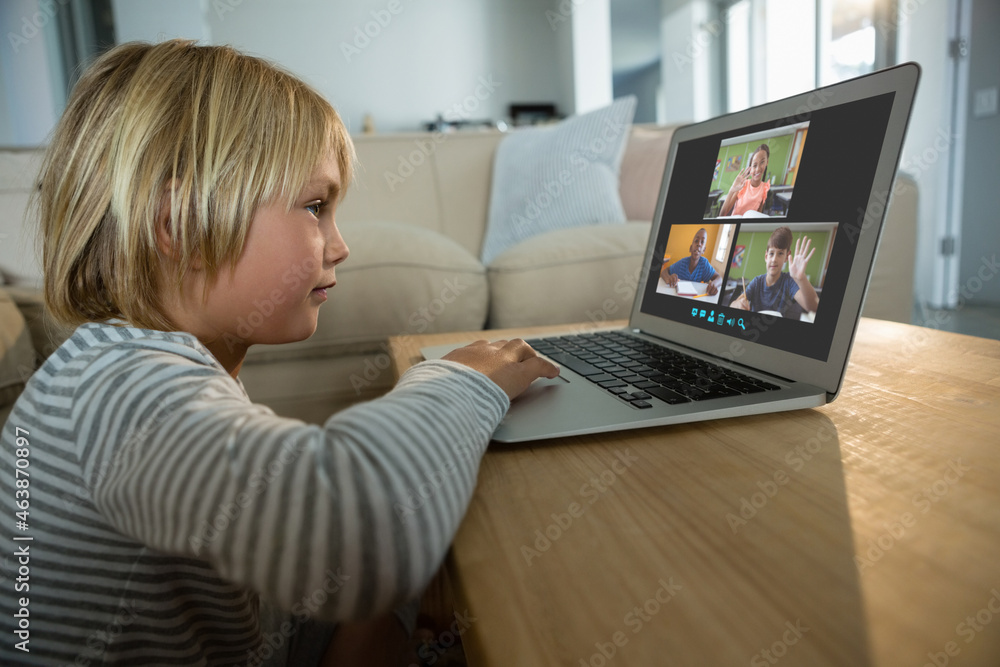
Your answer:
(34, 39), (354, 330)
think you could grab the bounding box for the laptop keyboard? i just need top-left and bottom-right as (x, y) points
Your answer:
(526, 331), (780, 410)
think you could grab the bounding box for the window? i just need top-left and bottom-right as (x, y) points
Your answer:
(818, 0), (878, 86)
(723, 0), (895, 113)
(715, 224), (734, 263)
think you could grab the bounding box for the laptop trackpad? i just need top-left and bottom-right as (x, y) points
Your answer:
(514, 374), (570, 401)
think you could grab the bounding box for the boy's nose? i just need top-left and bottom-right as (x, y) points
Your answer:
(325, 223), (349, 267)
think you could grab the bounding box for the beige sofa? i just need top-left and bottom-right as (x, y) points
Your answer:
(1, 126), (917, 426)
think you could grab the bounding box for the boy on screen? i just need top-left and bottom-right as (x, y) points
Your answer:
(659, 227), (722, 296)
(731, 226), (819, 316)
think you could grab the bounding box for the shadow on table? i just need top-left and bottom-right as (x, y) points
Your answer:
(480, 409), (871, 666)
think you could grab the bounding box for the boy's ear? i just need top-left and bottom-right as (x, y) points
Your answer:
(155, 182), (203, 269)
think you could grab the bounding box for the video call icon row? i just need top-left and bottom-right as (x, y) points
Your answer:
(691, 307), (746, 330)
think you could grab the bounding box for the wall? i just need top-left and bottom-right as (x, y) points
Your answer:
(659, 0), (720, 124)
(0, 0), (63, 146)
(957, 0), (1000, 305)
(614, 61), (660, 124)
(111, 0), (209, 43)
(567, 0), (613, 114)
(110, 0), (579, 134)
(610, 0), (661, 123)
(897, 0), (958, 309)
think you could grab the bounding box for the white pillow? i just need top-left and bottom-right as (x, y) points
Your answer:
(480, 96), (637, 266)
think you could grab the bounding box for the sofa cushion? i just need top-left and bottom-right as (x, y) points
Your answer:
(479, 96), (637, 266)
(0, 287), (37, 410)
(619, 125), (675, 223)
(487, 222), (653, 329)
(245, 221), (488, 364)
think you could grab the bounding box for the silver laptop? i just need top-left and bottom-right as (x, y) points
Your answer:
(423, 63), (920, 443)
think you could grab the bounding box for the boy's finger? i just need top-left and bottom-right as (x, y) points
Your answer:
(524, 356), (560, 379)
(501, 338), (539, 362)
(508, 338), (530, 357)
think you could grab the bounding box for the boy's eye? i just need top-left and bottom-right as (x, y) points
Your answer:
(305, 202), (323, 217)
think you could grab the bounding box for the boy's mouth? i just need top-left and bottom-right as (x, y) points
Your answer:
(312, 280), (336, 297)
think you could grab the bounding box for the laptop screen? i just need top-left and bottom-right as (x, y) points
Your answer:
(637, 91), (896, 363)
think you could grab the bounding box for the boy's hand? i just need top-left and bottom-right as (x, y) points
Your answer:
(442, 339), (560, 401)
(788, 236), (815, 284)
(731, 293), (750, 310)
(659, 264), (676, 286)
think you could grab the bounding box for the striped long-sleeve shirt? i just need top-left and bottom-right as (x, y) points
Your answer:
(0, 321), (508, 665)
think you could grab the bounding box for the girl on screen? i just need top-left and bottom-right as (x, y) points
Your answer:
(720, 144), (771, 217)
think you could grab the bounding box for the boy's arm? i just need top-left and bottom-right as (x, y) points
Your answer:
(731, 276), (753, 310)
(703, 259), (722, 295)
(83, 348), (508, 625)
(660, 262), (678, 286)
(793, 280), (819, 312)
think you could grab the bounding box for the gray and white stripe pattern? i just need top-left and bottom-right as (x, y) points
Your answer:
(1, 322), (507, 665)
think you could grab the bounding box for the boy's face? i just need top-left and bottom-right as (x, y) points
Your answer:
(749, 150), (768, 186)
(764, 244), (788, 278)
(689, 230), (707, 258)
(197, 151), (349, 347)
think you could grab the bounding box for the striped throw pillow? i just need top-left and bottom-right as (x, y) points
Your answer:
(480, 96), (637, 266)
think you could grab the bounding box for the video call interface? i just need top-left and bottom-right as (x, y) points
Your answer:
(640, 92), (896, 362)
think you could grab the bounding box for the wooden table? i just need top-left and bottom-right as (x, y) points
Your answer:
(390, 319), (1000, 667)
